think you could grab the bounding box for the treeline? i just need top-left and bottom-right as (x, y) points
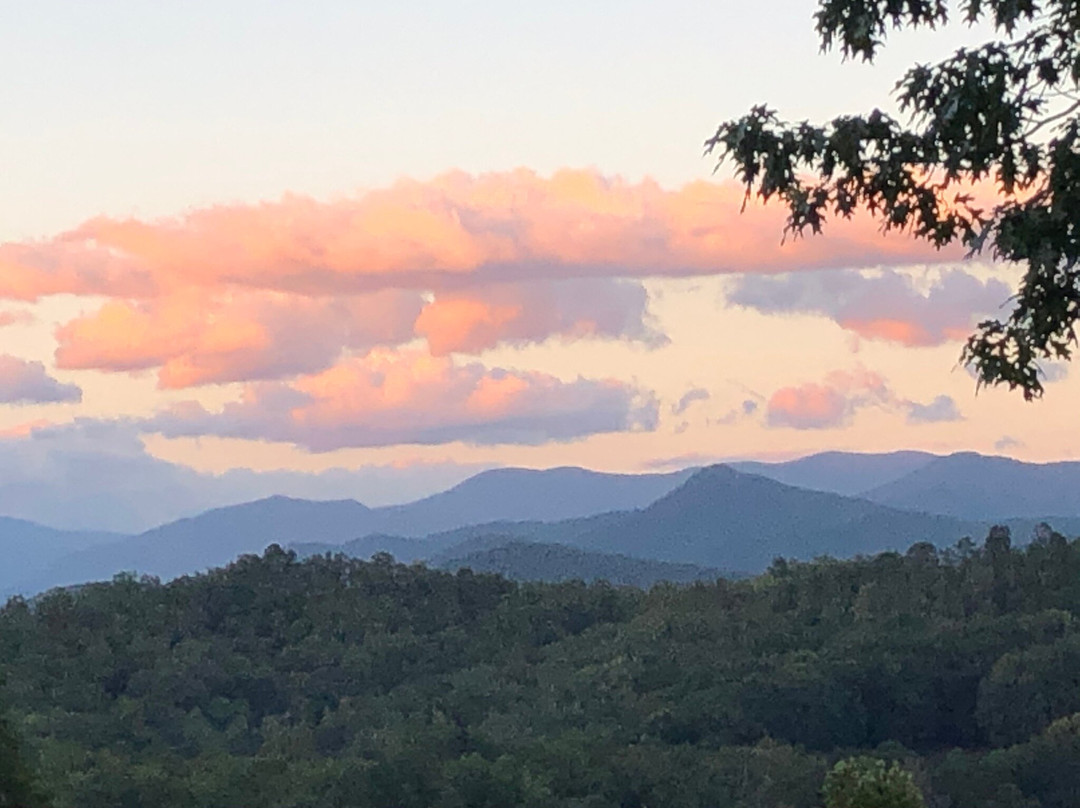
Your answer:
(2, 528), (1080, 807)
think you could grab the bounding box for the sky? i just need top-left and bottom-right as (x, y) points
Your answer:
(0, 1), (1070, 531)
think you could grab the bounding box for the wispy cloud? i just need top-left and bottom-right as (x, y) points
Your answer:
(906, 394), (963, 424)
(995, 435), (1023, 452)
(671, 387), (710, 416)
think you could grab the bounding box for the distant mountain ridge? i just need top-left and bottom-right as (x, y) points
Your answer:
(735, 450), (1080, 521)
(10, 452), (1080, 597)
(861, 452), (1080, 519)
(565, 464), (976, 571)
(366, 466), (696, 536)
(297, 464), (1024, 576)
(0, 517), (122, 593)
(731, 450), (937, 496)
(3, 467), (694, 596)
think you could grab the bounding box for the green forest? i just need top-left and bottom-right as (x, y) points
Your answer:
(3, 528), (1080, 807)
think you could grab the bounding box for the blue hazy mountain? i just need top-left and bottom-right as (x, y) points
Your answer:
(365, 466), (695, 536)
(13, 455), (1080, 597)
(560, 465), (976, 572)
(730, 450), (937, 496)
(296, 466), (991, 577)
(861, 452), (1080, 519)
(5, 496), (374, 596)
(0, 517), (124, 597)
(6, 468), (693, 595)
(736, 451), (1080, 521)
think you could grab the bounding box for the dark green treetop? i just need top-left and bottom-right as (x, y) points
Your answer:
(708, 0), (1080, 399)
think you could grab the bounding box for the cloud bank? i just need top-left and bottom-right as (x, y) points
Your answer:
(146, 349), (658, 451)
(1, 170), (954, 304)
(0, 170), (990, 454)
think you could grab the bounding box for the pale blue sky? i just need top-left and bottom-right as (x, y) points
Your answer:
(0, 0), (981, 239)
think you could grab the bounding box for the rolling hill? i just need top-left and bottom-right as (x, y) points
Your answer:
(435, 541), (726, 586)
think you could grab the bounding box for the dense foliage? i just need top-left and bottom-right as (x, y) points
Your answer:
(3, 532), (1080, 807)
(823, 757), (926, 808)
(708, 0), (1080, 399)
(0, 705), (46, 808)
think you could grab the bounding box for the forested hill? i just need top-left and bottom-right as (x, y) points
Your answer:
(433, 540), (726, 586)
(4, 529), (1080, 807)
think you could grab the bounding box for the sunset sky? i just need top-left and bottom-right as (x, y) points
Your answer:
(0, 1), (1070, 531)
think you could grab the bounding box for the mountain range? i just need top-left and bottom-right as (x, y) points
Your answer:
(6, 450), (1080, 597)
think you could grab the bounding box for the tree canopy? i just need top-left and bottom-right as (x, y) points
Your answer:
(707, 0), (1080, 399)
(823, 757), (926, 808)
(0, 706), (47, 808)
(4, 533), (1080, 807)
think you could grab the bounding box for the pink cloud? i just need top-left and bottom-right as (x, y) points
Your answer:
(145, 348), (658, 450)
(766, 383), (852, 430)
(728, 268), (1012, 347)
(416, 278), (664, 355)
(1, 170), (956, 303)
(765, 369), (892, 430)
(0, 355), (82, 404)
(765, 368), (962, 430)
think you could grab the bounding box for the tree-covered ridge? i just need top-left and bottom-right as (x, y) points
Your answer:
(3, 532), (1080, 807)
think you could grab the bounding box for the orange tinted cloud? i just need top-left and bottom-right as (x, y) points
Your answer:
(53, 279), (661, 387)
(416, 279), (664, 355)
(55, 290), (425, 387)
(1, 169), (957, 302)
(146, 348), (659, 450)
